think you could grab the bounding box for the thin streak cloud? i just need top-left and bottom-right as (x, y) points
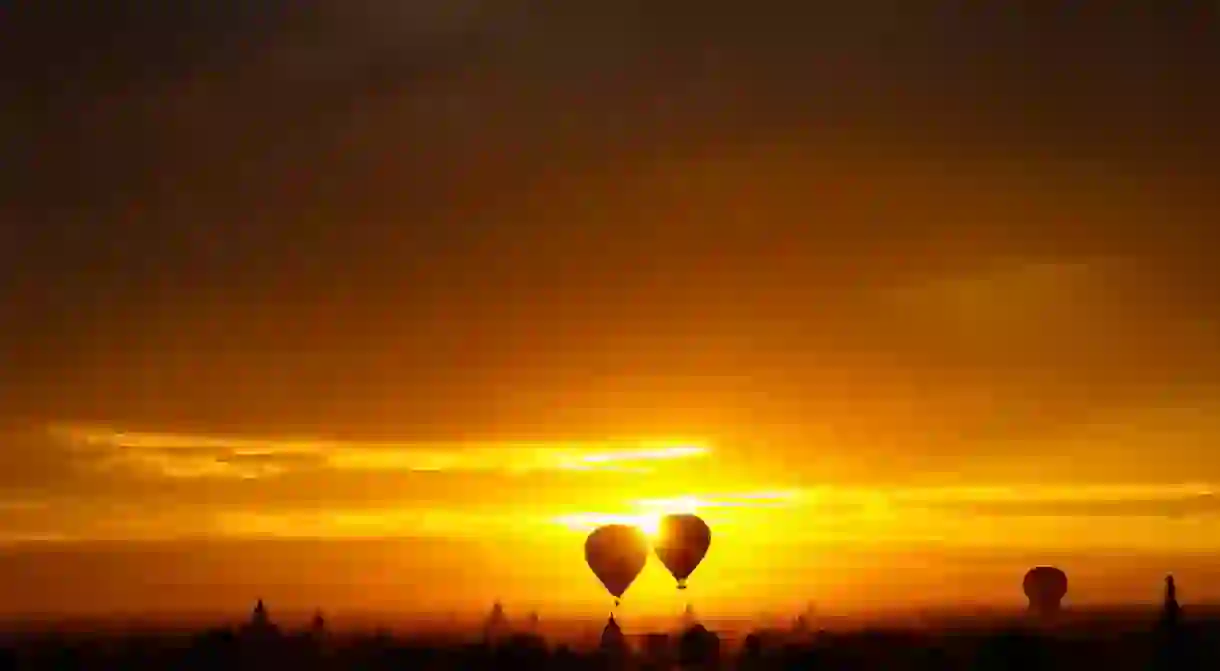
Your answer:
(555, 484), (1220, 534)
(49, 425), (710, 478)
(211, 508), (559, 540)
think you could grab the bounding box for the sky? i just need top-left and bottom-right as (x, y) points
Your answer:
(2, 2), (1220, 621)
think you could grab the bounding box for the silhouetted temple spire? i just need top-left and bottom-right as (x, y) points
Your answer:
(1163, 574), (1181, 627)
(1156, 574), (1186, 669)
(251, 599), (269, 628)
(487, 600), (506, 625)
(600, 614), (626, 653)
(682, 602), (698, 629)
(793, 602), (815, 635)
(679, 622), (721, 669)
(483, 600), (509, 644)
(242, 597), (280, 640)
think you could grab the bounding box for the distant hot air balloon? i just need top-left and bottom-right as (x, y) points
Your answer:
(1023, 566), (1068, 616)
(654, 514), (711, 590)
(585, 524), (649, 607)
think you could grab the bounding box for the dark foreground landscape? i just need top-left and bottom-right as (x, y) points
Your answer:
(1, 609), (1216, 670)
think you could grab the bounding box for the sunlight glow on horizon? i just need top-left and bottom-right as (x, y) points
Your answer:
(555, 496), (702, 538)
(555, 491), (805, 539)
(16, 423), (1220, 557)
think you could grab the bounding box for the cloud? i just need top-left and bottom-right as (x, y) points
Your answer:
(210, 507), (560, 540)
(945, 496), (1220, 519)
(556, 484), (1220, 534)
(881, 484), (1220, 519)
(0, 500), (46, 512)
(47, 425), (710, 479)
(6, 478), (1220, 546)
(875, 260), (1129, 360)
(0, 425), (717, 538)
(7, 424), (1220, 546)
(823, 483), (1220, 519)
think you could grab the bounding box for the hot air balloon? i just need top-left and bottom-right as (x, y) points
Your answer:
(1023, 566), (1068, 616)
(654, 514), (711, 590)
(585, 524), (649, 607)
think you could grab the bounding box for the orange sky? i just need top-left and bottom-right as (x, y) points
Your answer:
(4, 1), (1220, 625)
(3, 424), (1220, 620)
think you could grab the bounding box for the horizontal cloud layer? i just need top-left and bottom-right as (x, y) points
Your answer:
(50, 425), (709, 478)
(2, 424), (1220, 549)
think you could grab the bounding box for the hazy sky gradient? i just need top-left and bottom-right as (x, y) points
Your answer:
(2, 1), (1220, 618)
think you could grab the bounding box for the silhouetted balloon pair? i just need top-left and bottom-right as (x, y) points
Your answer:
(584, 514), (711, 606)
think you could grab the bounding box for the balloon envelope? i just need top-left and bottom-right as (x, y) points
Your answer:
(653, 514), (711, 589)
(1023, 566), (1068, 611)
(584, 524), (649, 601)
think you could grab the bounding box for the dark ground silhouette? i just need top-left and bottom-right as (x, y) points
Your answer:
(2, 601), (1219, 670)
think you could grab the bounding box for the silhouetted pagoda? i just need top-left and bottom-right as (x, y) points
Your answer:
(682, 602), (699, 630)
(679, 623), (721, 669)
(1163, 574), (1181, 628)
(483, 600), (509, 644)
(600, 614), (626, 655)
(241, 598), (281, 641)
